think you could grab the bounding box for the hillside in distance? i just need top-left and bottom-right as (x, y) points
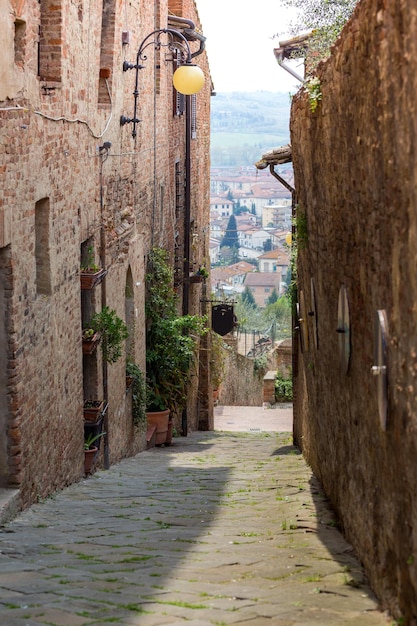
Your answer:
(210, 91), (292, 168)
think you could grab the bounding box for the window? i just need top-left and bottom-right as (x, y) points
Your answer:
(14, 19), (26, 68)
(98, 0), (116, 104)
(35, 198), (52, 295)
(159, 184), (165, 232)
(173, 51), (185, 116)
(154, 0), (161, 94)
(38, 0), (62, 82)
(125, 266), (135, 357)
(174, 161), (184, 285)
(264, 288), (270, 293)
(191, 93), (197, 138)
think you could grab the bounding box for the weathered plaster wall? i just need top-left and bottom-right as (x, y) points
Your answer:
(291, 0), (417, 620)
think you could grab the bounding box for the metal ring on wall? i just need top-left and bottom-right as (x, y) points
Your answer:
(371, 309), (389, 431)
(336, 285), (351, 375)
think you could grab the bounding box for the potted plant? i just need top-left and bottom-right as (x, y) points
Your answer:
(189, 264), (209, 283)
(145, 247), (207, 442)
(83, 399), (105, 423)
(82, 328), (101, 355)
(89, 306), (129, 364)
(84, 431), (106, 475)
(80, 245), (106, 290)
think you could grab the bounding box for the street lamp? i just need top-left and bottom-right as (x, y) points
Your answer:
(120, 28), (205, 139)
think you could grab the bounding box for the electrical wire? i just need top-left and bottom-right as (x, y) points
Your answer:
(0, 79), (113, 139)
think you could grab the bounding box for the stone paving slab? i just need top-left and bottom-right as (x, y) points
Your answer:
(0, 423), (391, 625)
(214, 404), (293, 432)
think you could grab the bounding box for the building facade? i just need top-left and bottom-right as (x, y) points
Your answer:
(243, 273), (282, 308)
(0, 0), (211, 512)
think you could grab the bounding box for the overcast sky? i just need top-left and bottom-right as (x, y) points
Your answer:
(196, 0), (302, 93)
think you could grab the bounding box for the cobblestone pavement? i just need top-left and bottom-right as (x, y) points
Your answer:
(0, 410), (391, 625)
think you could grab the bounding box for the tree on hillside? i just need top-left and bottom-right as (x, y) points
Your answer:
(266, 288), (279, 306)
(241, 286), (256, 310)
(279, 0), (357, 70)
(235, 289), (261, 333)
(220, 245), (239, 264)
(263, 238), (273, 252)
(221, 214), (239, 250)
(262, 297), (292, 341)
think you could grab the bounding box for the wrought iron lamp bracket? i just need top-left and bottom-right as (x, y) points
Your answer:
(120, 28), (191, 139)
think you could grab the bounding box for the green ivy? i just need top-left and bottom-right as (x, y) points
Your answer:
(305, 76), (322, 113)
(254, 354), (268, 374)
(275, 371), (293, 402)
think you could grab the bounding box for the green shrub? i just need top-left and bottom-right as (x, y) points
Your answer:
(126, 360), (146, 425)
(145, 247), (208, 414)
(90, 306), (128, 364)
(275, 371), (293, 402)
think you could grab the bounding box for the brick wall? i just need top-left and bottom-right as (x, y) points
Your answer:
(291, 0), (417, 619)
(0, 0), (211, 509)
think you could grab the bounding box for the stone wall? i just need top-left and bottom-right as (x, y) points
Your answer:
(0, 0), (211, 509)
(218, 337), (264, 407)
(290, 0), (417, 620)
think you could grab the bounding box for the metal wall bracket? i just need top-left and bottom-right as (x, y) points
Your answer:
(372, 309), (389, 430)
(337, 285), (351, 374)
(297, 290), (309, 353)
(309, 277), (318, 350)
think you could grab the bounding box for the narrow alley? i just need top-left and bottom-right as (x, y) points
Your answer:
(0, 407), (390, 626)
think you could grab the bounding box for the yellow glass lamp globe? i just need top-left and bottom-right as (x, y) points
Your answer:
(285, 232), (292, 246)
(173, 64), (205, 95)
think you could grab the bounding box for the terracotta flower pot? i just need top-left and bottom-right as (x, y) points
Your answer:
(82, 331), (101, 355)
(146, 409), (170, 445)
(83, 400), (104, 422)
(80, 268), (105, 290)
(84, 446), (98, 475)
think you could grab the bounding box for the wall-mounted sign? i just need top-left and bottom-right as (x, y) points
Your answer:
(212, 304), (235, 336)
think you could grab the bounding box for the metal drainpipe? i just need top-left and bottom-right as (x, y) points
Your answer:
(168, 15), (196, 29)
(269, 163), (298, 442)
(181, 94), (192, 436)
(275, 51), (304, 83)
(269, 164), (295, 195)
(177, 24), (206, 436)
(99, 148), (110, 469)
(179, 31), (206, 313)
(183, 95), (191, 319)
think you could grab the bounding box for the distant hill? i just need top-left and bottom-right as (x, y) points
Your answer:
(210, 92), (292, 168)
